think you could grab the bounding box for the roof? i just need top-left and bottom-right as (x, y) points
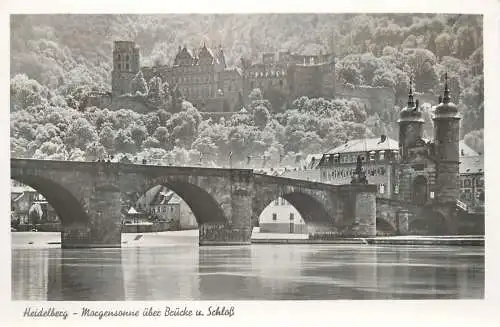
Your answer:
(460, 155), (483, 174)
(326, 137), (399, 154)
(460, 141), (479, 157)
(127, 207), (139, 214)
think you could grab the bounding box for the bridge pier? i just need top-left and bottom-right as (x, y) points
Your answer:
(199, 188), (253, 246)
(353, 192), (377, 237)
(61, 186), (122, 248)
(199, 224), (252, 245)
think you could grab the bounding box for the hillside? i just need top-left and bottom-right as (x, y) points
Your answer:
(10, 14), (484, 163)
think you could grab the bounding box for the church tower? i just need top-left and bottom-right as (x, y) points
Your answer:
(397, 78), (424, 161)
(112, 41), (140, 96)
(433, 73), (461, 203)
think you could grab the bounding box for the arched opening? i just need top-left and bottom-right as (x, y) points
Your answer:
(255, 192), (335, 238)
(257, 196), (307, 235)
(376, 218), (396, 236)
(413, 175), (428, 205)
(409, 211), (448, 235)
(135, 180), (227, 228)
(10, 176), (88, 243)
(125, 184), (199, 234)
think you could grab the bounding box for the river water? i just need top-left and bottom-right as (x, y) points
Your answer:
(11, 232), (484, 300)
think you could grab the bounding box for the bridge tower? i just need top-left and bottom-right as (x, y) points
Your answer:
(433, 73), (461, 203)
(397, 78), (424, 203)
(112, 41), (141, 96)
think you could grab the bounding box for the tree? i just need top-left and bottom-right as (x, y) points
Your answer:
(99, 125), (116, 153)
(65, 117), (98, 150)
(248, 88), (263, 102)
(130, 71), (148, 95)
(129, 123), (147, 147)
(253, 105), (270, 129)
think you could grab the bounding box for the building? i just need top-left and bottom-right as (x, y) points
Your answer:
(258, 197), (307, 234)
(110, 40), (336, 113)
(316, 136), (399, 198)
(459, 155), (484, 213)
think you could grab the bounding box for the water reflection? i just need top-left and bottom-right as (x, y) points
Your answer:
(11, 239), (484, 300)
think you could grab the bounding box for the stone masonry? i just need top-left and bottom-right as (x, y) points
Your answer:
(11, 159), (378, 247)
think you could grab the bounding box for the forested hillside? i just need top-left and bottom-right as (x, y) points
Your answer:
(10, 14), (484, 165)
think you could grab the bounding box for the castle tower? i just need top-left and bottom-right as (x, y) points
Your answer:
(112, 41), (140, 96)
(397, 78), (424, 161)
(433, 73), (461, 203)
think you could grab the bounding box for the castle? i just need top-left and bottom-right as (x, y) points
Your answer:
(110, 40), (336, 112)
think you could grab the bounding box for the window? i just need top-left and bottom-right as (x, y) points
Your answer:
(290, 213), (294, 221)
(126, 54), (129, 61)
(170, 207), (174, 213)
(430, 191), (435, 199)
(464, 179), (471, 188)
(272, 213), (277, 221)
(379, 151), (385, 160)
(379, 184), (385, 194)
(476, 178), (484, 187)
(394, 184), (399, 194)
(126, 63), (129, 70)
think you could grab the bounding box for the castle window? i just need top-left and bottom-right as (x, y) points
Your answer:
(272, 213), (277, 221)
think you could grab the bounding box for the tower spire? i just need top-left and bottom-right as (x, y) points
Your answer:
(443, 72), (451, 104)
(407, 76), (415, 108)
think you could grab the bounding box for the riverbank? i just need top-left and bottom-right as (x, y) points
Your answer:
(251, 233), (484, 246)
(11, 230), (484, 248)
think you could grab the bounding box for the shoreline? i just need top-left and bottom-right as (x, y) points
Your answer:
(11, 231), (484, 247)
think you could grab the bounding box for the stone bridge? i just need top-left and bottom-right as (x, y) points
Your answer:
(375, 198), (484, 235)
(11, 159), (377, 248)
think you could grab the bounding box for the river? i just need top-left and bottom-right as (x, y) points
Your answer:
(11, 231), (484, 300)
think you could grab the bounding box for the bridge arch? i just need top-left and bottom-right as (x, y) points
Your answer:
(409, 210), (449, 235)
(136, 176), (228, 225)
(254, 189), (336, 232)
(10, 175), (88, 225)
(376, 218), (396, 235)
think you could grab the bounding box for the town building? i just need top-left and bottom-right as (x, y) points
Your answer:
(258, 197), (307, 234)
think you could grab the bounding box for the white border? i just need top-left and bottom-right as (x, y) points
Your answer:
(1, 1), (499, 326)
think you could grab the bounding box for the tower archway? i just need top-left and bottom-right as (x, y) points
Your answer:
(413, 175), (428, 205)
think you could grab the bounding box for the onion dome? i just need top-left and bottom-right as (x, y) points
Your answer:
(434, 72), (460, 118)
(398, 77), (424, 123)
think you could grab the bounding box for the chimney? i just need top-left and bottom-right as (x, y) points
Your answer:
(380, 134), (387, 143)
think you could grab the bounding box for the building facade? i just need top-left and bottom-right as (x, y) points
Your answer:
(258, 196), (307, 234)
(314, 76), (484, 220)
